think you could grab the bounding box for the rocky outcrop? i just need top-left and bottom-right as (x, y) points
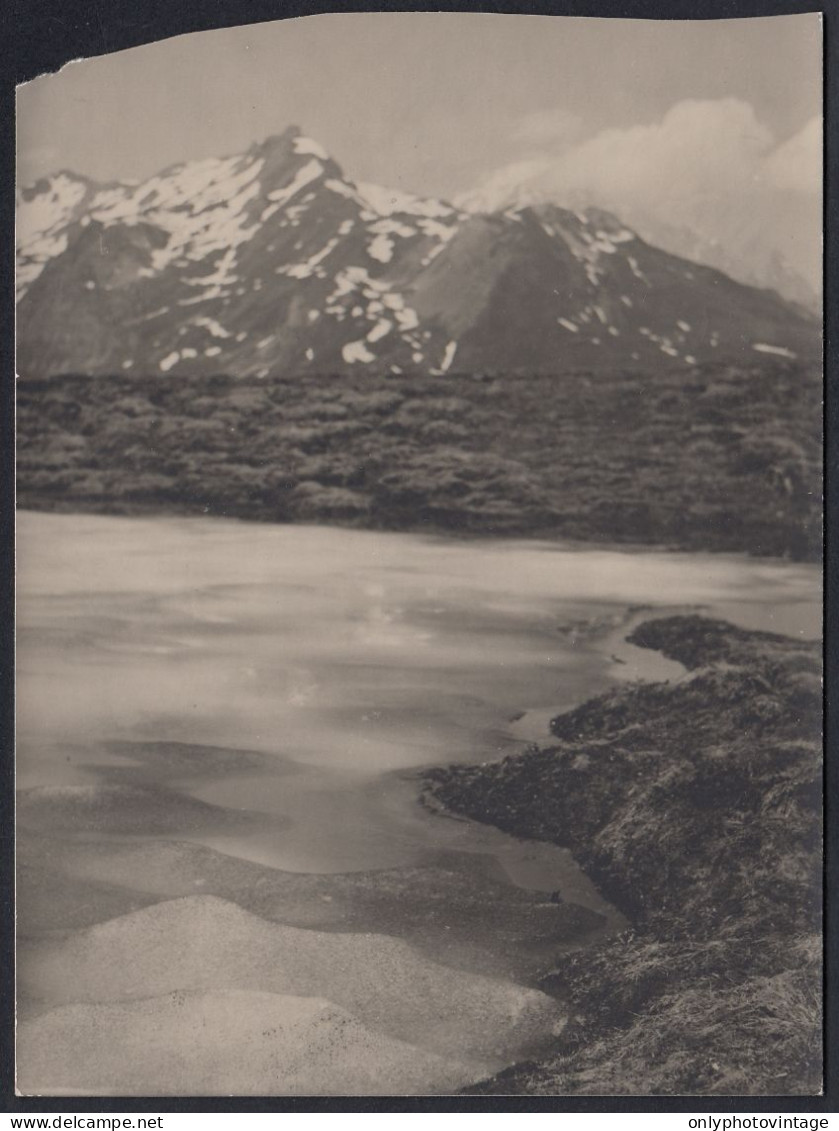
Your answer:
(423, 616), (822, 1095)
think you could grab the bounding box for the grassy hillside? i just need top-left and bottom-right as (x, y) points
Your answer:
(17, 358), (821, 558)
(423, 616), (822, 1095)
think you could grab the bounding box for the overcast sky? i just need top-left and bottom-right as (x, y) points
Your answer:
(17, 13), (820, 193)
(16, 13), (822, 292)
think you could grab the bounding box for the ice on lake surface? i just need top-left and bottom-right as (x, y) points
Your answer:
(15, 511), (821, 1094)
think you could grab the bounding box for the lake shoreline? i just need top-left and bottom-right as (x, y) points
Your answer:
(421, 614), (823, 1096)
(15, 513), (822, 1095)
(15, 493), (820, 563)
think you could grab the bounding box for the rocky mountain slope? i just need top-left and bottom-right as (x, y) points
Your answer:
(16, 127), (819, 379)
(423, 615), (822, 1095)
(457, 182), (821, 317)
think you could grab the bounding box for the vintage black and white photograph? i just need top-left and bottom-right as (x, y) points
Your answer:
(14, 11), (823, 1097)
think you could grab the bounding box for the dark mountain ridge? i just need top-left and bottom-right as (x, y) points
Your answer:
(16, 126), (819, 380)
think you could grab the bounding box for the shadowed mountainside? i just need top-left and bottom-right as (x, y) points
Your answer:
(423, 615), (822, 1095)
(16, 127), (818, 380)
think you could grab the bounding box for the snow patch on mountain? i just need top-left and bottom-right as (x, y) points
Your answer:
(192, 316), (231, 339)
(355, 182), (456, 219)
(440, 341), (458, 373)
(753, 342), (797, 359)
(159, 351), (180, 373)
(367, 234), (394, 264)
(15, 125), (819, 379)
(367, 319), (393, 343)
(293, 135), (330, 161)
(343, 340), (376, 364)
(266, 160), (324, 208)
(279, 238), (341, 280)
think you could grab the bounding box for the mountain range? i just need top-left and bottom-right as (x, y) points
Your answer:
(16, 126), (819, 379)
(456, 181), (820, 318)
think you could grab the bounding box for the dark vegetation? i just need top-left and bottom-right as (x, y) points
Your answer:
(423, 615), (822, 1095)
(17, 358), (821, 559)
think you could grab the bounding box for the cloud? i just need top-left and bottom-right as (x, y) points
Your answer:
(551, 99), (772, 203)
(466, 99), (785, 210)
(460, 99), (822, 301)
(765, 116), (822, 195)
(456, 156), (554, 212)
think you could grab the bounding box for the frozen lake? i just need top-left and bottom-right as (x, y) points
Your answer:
(15, 511), (821, 1094)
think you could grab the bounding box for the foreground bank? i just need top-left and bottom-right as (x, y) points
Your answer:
(423, 615), (822, 1095)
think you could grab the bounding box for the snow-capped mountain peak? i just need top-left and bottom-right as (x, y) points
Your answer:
(16, 127), (818, 379)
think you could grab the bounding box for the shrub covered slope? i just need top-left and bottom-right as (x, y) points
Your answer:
(423, 616), (822, 1095)
(17, 358), (820, 559)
